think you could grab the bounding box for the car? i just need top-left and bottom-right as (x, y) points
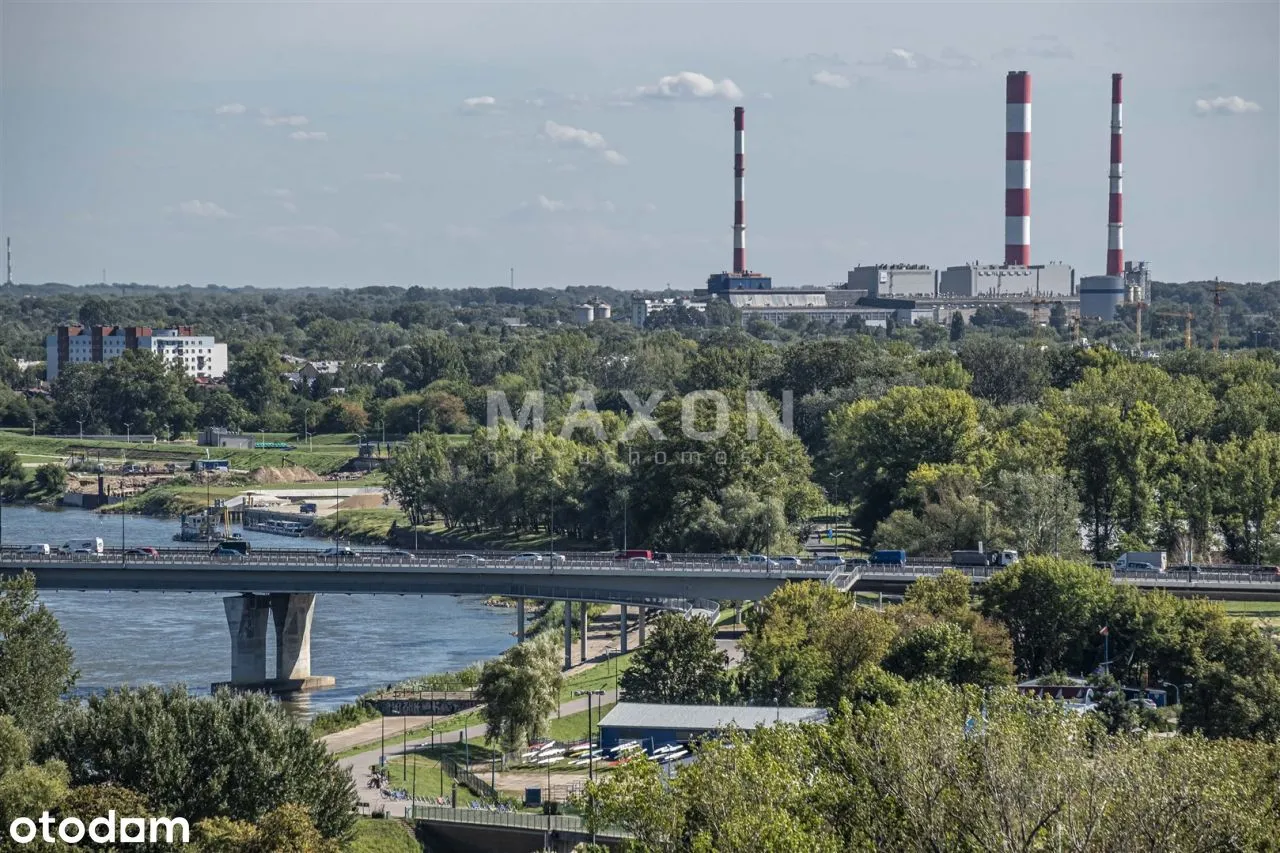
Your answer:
(1250, 565), (1280, 579)
(455, 553), (486, 565)
(20, 543), (51, 555)
(1092, 561), (1114, 570)
(775, 556), (802, 568)
(511, 552), (544, 564)
(628, 556), (654, 567)
(652, 552), (672, 562)
(385, 550), (417, 561)
(747, 555), (779, 569)
(613, 549), (654, 561)
(814, 555), (845, 567)
(716, 555), (744, 564)
(1170, 564), (1200, 575)
(849, 557), (870, 568)
(544, 553), (567, 565)
(300, 503), (318, 514)
(124, 547), (159, 558)
(1124, 561), (1155, 571)
(320, 546), (358, 558)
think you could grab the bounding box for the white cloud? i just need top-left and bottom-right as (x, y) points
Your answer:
(319, 185), (338, 194)
(280, 201), (298, 214)
(536, 195), (568, 213)
(290, 130), (328, 141)
(885, 48), (919, 70)
(169, 200), (232, 219)
(266, 188), (293, 199)
(515, 195), (616, 219)
(257, 224), (341, 248)
(635, 71), (743, 100)
(364, 171), (403, 182)
(214, 103), (246, 115)
(543, 120), (607, 150)
(542, 120), (627, 165)
(460, 95), (498, 114)
(1194, 95), (1261, 116)
(262, 114), (310, 127)
(810, 70), (852, 89)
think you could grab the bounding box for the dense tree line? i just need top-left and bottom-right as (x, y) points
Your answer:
(582, 682), (1280, 852)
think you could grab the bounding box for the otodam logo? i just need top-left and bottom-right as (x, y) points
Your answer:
(5, 812), (190, 846)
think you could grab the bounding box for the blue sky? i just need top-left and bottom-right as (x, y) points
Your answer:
(2, 1), (1276, 289)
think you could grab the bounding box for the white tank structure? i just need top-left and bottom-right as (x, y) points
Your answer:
(592, 301), (612, 320)
(573, 304), (596, 325)
(1079, 275), (1125, 320)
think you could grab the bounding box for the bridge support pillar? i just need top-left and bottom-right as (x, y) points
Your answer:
(579, 601), (588, 662)
(271, 593), (316, 681)
(619, 605), (629, 654)
(563, 600), (573, 670)
(223, 594), (270, 685)
(638, 607), (646, 646)
(516, 599), (526, 642)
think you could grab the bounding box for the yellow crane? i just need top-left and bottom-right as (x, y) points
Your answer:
(1156, 310), (1195, 350)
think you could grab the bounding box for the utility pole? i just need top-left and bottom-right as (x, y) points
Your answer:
(1210, 277), (1225, 353)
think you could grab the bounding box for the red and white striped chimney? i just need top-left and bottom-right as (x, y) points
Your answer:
(1107, 73), (1124, 277)
(1005, 71), (1031, 266)
(733, 106), (746, 274)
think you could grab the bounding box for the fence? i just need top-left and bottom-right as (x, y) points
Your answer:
(410, 805), (631, 839)
(441, 753), (496, 801)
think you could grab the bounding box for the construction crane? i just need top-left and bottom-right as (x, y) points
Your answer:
(1208, 277), (1226, 352)
(1156, 311), (1194, 350)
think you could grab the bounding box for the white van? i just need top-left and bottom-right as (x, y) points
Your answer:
(60, 538), (104, 555)
(22, 543), (51, 555)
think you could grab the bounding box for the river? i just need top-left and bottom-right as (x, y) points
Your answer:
(0, 505), (517, 715)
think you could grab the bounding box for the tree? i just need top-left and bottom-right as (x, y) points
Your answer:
(993, 469), (1081, 556)
(31, 464), (67, 498)
(1215, 430), (1280, 564)
(583, 682), (1280, 853)
(949, 311), (965, 342)
(0, 450), (23, 499)
(822, 386), (983, 537)
(957, 336), (1045, 406)
(979, 557), (1116, 677)
(0, 716), (71, 853)
(476, 633), (563, 755)
(193, 803), (341, 853)
(621, 613), (732, 705)
(38, 687), (356, 839)
(226, 343), (289, 422)
(872, 464), (999, 555)
(97, 349), (198, 435)
(0, 572), (77, 735)
(739, 582), (853, 705)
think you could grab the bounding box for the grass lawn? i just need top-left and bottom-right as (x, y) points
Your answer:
(0, 433), (355, 474)
(560, 650), (635, 702)
(377, 752), (458, 802)
(346, 817), (420, 853)
(544, 702), (616, 744)
(314, 508), (408, 542)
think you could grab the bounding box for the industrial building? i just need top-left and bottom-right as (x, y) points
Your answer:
(573, 300), (613, 324)
(847, 264), (938, 298)
(46, 324), (228, 381)
(938, 262), (1075, 298)
(630, 295), (708, 328)
(597, 703), (829, 752)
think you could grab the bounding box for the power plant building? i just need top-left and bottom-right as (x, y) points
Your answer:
(847, 264), (937, 298)
(939, 262), (1075, 298)
(1079, 275), (1126, 320)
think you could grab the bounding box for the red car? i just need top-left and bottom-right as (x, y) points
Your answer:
(614, 549), (654, 561)
(124, 546), (160, 558)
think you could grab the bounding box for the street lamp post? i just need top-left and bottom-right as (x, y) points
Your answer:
(573, 688), (606, 844)
(78, 419), (84, 440)
(124, 422), (131, 445)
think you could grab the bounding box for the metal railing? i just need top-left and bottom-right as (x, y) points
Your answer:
(409, 804), (631, 838)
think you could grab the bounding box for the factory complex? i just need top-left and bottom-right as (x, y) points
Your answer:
(631, 71), (1154, 331)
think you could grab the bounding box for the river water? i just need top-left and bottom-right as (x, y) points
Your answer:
(0, 505), (517, 715)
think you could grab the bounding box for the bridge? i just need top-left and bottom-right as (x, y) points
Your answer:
(4, 547), (1277, 692)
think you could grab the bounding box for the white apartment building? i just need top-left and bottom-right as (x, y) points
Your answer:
(46, 324), (228, 381)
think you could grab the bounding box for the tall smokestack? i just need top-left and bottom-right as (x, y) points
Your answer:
(1107, 73), (1124, 277)
(733, 106), (746, 274)
(1005, 71), (1031, 266)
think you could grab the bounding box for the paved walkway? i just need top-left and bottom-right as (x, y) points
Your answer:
(340, 688), (618, 817)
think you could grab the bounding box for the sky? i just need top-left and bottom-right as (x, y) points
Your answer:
(1, 1), (1277, 290)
